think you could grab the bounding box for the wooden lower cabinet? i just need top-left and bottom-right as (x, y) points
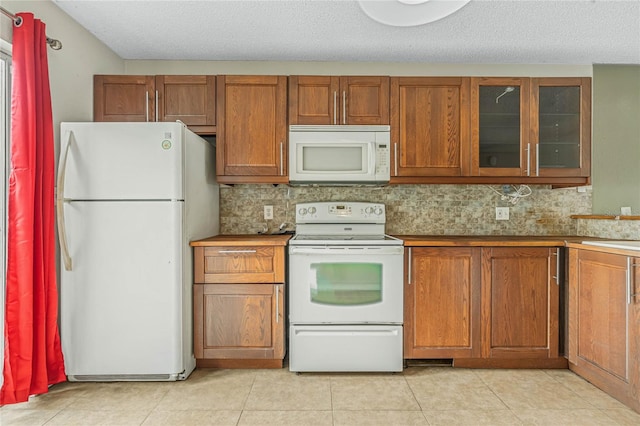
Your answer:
(481, 247), (560, 360)
(405, 245), (565, 368)
(193, 283), (284, 368)
(190, 235), (289, 368)
(568, 248), (640, 412)
(404, 247), (481, 359)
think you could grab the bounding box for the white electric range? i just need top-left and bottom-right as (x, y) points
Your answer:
(288, 201), (404, 372)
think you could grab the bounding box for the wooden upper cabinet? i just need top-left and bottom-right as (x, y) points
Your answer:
(288, 76), (338, 125)
(216, 75), (288, 184)
(471, 77), (530, 177)
(481, 247), (559, 359)
(530, 78), (591, 178)
(404, 247), (481, 359)
(289, 76), (389, 125)
(94, 75), (155, 122)
(471, 77), (591, 180)
(156, 75), (216, 133)
(94, 74), (217, 134)
(390, 77), (471, 180)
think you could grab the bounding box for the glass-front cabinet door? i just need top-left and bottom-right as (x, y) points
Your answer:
(471, 78), (530, 176)
(472, 77), (591, 179)
(531, 78), (591, 177)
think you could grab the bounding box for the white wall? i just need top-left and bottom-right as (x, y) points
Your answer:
(0, 0), (124, 142)
(125, 60), (592, 77)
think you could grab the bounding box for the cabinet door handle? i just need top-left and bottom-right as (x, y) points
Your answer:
(145, 91), (149, 122)
(536, 143), (540, 176)
(342, 90), (347, 124)
(526, 143), (531, 176)
(627, 259), (640, 304)
(627, 257), (633, 305)
(218, 249), (257, 254)
(280, 142), (284, 176)
(333, 91), (337, 125)
(394, 143), (399, 177)
(407, 247), (412, 285)
(552, 248), (560, 285)
(275, 284), (280, 323)
(155, 90), (159, 122)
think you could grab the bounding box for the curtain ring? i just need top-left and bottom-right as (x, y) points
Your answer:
(14, 15), (22, 27)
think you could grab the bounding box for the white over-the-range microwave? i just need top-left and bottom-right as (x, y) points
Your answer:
(288, 125), (391, 185)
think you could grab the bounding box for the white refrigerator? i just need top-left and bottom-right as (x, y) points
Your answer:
(56, 122), (219, 381)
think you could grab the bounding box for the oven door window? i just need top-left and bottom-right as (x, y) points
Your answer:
(310, 262), (382, 305)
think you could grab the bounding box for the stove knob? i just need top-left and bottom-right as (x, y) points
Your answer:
(298, 207), (307, 216)
(374, 207), (383, 215)
(365, 207), (374, 214)
(308, 207), (317, 214)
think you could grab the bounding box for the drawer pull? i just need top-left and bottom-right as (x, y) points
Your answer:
(218, 249), (257, 254)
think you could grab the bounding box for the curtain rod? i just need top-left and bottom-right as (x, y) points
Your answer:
(1, 6), (62, 50)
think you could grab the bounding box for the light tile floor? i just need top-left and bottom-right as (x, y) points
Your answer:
(1, 367), (640, 425)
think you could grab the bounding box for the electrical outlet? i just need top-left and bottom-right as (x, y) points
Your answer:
(496, 207), (510, 221)
(621, 206), (632, 216)
(264, 205), (274, 220)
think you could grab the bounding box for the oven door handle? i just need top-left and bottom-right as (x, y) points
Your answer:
(289, 246), (404, 256)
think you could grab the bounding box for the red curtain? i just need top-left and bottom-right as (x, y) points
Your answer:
(1, 12), (66, 405)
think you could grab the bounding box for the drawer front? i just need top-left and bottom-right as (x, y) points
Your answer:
(194, 246), (285, 283)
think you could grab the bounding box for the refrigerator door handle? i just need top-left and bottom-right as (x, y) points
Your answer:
(56, 130), (74, 270)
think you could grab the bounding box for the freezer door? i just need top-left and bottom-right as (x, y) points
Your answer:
(59, 122), (184, 200)
(60, 200), (185, 378)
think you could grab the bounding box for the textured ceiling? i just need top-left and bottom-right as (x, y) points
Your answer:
(51, 0), (640, 64)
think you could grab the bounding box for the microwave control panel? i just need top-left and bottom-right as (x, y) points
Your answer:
(375, 143), (390, 175)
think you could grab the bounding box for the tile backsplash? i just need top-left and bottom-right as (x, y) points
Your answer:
(220, 184), (593, 236)
(576, 218), (640, 240)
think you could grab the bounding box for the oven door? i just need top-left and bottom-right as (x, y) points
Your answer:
(288, 245), (404, 324)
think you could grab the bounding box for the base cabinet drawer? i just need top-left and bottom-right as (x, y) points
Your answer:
(194, 246), (285, 283)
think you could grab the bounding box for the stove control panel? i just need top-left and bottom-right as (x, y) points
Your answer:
(296, 202), (386, 224)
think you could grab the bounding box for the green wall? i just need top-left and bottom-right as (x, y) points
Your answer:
(592, 65), (640, 215)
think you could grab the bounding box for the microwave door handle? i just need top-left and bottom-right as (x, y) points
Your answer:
(369, 142), (376, 175)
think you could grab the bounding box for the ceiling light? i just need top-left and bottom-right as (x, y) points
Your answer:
(358, 0), (471, 27)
